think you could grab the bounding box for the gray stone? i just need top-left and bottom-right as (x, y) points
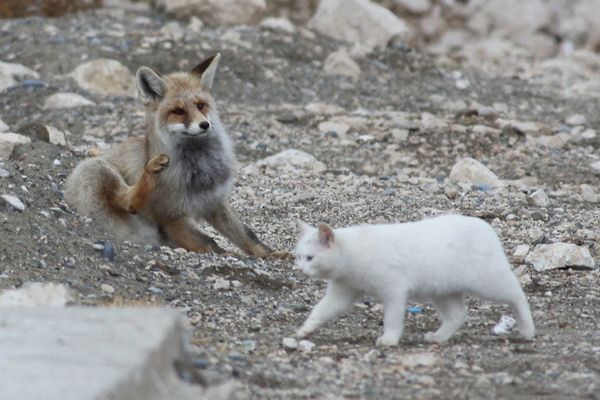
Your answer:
(592, 161), (600, 175)
(43, 93), (96, 109)
(528, 189), (549, 207)
(449, 158), (503, 188)
(324, 48), (361, 80)
(0, 133), (31, 159)
(0, 118), (8, 133)
(0, 307), (220, 400)
(298, 339), (316, 353)
(0, 61), (40, 92)
(260, 17), (296, 34)
(213, 277), (231, 291)
(70, 59), (136, 97)
(565, 114), (587, 126)
(580, 184), (599, 203)
(282, 337), (298, 350)
(254, 149), (326, 174)
(526, 243), (596, 271)
(308, 0), (410, 50)
(1, 194), (26, 211)
(101, 284), (115, 295)
(156, 0), (266, 25)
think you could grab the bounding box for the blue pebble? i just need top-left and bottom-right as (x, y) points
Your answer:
(101, 242), (115, 261)
(193, 359), (209, 369)
(407, 306), (423, 314)
(473, 183), (492, 192)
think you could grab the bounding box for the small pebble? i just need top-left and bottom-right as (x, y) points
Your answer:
(298, 339), (315, 353)
(101, 284), (115, 294)
(64, 257), (76, 268)
(282, 337), (298, 350)
(1, 194), (25, 211)
(0, 168), (10, 178)
(101, 242), (116, 261)
(148, 286), (163, 294)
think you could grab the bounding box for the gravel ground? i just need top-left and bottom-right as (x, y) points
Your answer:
(1, 3), (600, 399)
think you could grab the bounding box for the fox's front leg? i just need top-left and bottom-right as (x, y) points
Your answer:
(204, 202), (273, 257)
(296, 282), (359, 338)
(115, 154), (169, 214)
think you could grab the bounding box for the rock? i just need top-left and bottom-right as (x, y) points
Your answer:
(0, 118), (8, 133)
(318, 121), (350, 138)
(365, 349), (381, 362)
(400, 352), (440, 369)
(260, 17), (296, 34)
(527, 133), (570, 149)
(449, 158), (503, 188)
(43, 92), (96, 109)
(101, 284), (115, 295)
(1, 194), (25, 211)
(0, 61), (40, 92)
(394, 0), (431, 14)
(308, 0), (410, 50)
(213, 277), (231, 291)
(491, 315), (516, 335)
(466, 0), (550, 39)
(526, 243), (596, 271)
(70, 59), (136, 97)
(0, 133), (31, 159)
(592, 161), (600, 176)
(495, 119), (542, 135)
(565, 114), (586, 126)
(254, 149), (326, 174)
(323, 48), (361, 80)
(514, 245), (530, 259)
(282, 337), (298, 350)
(159, 21), (185, 41)
(0, 168), (9, 178)
(298, 339), (315, 353)
(156, 0), (266, 25)
(19, 123), (68, 147)
(580, 184), (599, 203)
(0, 282), (76, 307)
(528, 189), (549, 207)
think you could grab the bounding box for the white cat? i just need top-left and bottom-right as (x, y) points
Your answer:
(294, 214), (535, 346)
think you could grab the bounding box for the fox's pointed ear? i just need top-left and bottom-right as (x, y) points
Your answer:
(191, 53), (221, 89)
(318, 223), (334, 247)
(136, 67), (167, 102)
(298, 220), (313, 236)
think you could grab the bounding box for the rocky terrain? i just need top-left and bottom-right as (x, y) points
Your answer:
(1, 0), (600, 398)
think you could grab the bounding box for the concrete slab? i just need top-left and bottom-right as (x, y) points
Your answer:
(0, 307), (203, 400)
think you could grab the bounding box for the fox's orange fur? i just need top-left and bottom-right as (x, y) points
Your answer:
(64, 54), (272, 256)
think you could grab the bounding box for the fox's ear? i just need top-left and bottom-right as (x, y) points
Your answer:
(318, 223), (334, 247)
(191, 53), (221, 89)
(298, 220), (313, 236)
(136, 67), (167, 102)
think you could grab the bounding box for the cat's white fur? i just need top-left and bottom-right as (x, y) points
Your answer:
(294, 214), (535, 346)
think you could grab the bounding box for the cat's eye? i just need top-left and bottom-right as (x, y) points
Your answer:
(306, 256), (313, 261)
(171, 108), (185, 116)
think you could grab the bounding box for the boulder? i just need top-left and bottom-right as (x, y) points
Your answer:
(449, 158), (503, 188)
(526, 243), (596, 271)
(156, 0), (266, 25)
(70, 59), (136, 97)
(323, 48), (361, 80)
(0, 61), (40, 92)
(0, 132), (31, 159)
(43, 92), (96, 109)
(308, 0), (410, 50)
(254, 149), (326, 174)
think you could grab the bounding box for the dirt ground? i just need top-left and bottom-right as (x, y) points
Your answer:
(1, 3), (600, 399)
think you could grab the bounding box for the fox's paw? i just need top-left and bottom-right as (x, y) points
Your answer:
(265, 251), (294, 261)
(146, 154), (170, 174)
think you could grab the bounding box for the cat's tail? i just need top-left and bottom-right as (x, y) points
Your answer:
(509, 288), (535, 340)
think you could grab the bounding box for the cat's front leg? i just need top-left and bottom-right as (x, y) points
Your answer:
(296, 282), (359, 338)
(376, 295), (407, 347)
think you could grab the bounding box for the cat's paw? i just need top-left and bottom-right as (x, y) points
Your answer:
(424, 331), (443, 343)
(146, 154), (170, 174)
(375, 335), (399, 347)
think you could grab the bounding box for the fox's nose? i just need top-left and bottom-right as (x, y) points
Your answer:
(199, 121), (210, 130)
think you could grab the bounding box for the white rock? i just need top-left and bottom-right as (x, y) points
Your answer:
(581, 184), (599, 203)
(0, 118), (8, 133)
(527, 133), (570, 149)
(466, 0), (550, 38)
(491, 315), (516, 335)
(213, 277), (231, 291)
(565, 114), (587, 126)
(592, 161), (600, 175)
(449, 158), (503, 188)
(514, 245), (530, 259)
(400, 352), (440, 369)
(159, 21), (185, 41)
(100, 284), (115, 295)
(308, 0), (410, 50)
(0, 133), (31, 159)
(0, 61), (40, 92)
(1, 194), (25, 211)
(394, 0), (431, 14)
(70, 59), (136, 97)
(528, 189), (549, 207)
(255, 149), (326, 174)
(318, 121), (351, 137)
(44, 93), (96, 109)
(581, 129), (596, 140)
(282, 337), (298, 350)
(0, 282), (75, 307)
(260, 17), (296, 34)
(526, 243), (596, 271)
(156, 0), (266, 25)
(298, 339), (316, 353)
(495, 119), (542, 135)
(324, 48), (361, 80)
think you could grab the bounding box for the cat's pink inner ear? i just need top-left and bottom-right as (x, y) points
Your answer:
(318, 223), (334, 247)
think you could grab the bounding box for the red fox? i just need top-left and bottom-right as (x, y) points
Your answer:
(64, 54), (273, 256)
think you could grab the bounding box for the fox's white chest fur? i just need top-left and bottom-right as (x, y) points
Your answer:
(294, 215), (535, 346)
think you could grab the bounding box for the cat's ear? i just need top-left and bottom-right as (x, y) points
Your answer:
(318, 223), (334, 247)
(298, 220), (313, 237)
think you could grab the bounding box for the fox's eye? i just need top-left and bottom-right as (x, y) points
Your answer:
(171, 108), (185, 116)
(197, 103), (207, 111)
(306, 256), (313, 261)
